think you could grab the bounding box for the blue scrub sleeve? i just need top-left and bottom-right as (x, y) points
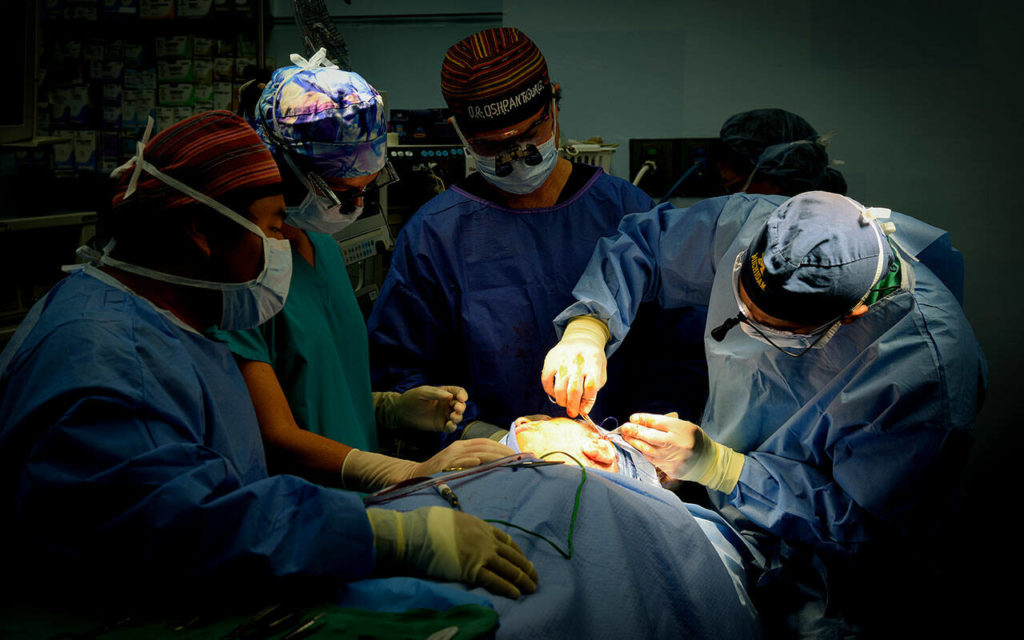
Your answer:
(725, 298), (981, 553)
(554, 200), (724, 353)
(3, 301), (375, 585)
(17, 391), (375, 583)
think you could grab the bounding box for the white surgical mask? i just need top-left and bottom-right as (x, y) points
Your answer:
(286, 193), (363, 234)
(453, 105), (560, 196)
(282, 153), (363, 234)
(470, 133), (559, 195)
(90, 118), (293, 331)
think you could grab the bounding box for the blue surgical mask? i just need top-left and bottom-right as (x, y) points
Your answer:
(94, 120), (293, 330)
(470, 133), (559, 195)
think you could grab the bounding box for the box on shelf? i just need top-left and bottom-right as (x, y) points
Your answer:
(177, 0), (213, 18)
(159, 83), (196, 108)
(155, 35), (192, 59)
(212, 57), (235, 82)
(140, 0), (174, 20)
(193, 58), (213, 84)
(53, 131), (76, 173)
(158, 59), (195, 83)
(212, 82), (233, 111)
(74, 131), (99, 172)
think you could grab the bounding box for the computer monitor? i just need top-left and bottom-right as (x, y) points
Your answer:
(1, 0), (38, 145)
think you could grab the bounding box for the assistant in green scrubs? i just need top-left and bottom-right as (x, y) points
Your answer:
(211, 58), (513, 492)
(213, 230), (376, 452)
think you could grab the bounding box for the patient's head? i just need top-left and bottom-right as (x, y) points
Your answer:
(511, 417), (619, 473)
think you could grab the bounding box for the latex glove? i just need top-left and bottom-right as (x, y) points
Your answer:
(341, 439), (516, 493)
(367, 506), (539, 599)
(411, 438), (515, 475)
(540, 316), (610, 418)
(620, 413), (746, 494)
(374, 385), (469, 433)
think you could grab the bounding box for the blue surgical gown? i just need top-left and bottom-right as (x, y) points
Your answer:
(210, 232), (377, 452)
(555, 194), (986, 632)
(363, 462), (761, 640)
(0, 268), (375, 593)
(367, 168), (668, 431)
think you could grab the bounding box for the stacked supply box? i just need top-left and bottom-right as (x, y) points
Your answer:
(35, 1), (270, 174)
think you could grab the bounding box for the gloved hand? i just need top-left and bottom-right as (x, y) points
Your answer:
(373, 385), (469, 433)
(366, 506), (539, 599)
(540, 316), (610, 418)
(620, 413), (746, 494)
(341, 439), (516, 493)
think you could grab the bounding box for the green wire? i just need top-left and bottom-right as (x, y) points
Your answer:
(484, 451), (586, 560)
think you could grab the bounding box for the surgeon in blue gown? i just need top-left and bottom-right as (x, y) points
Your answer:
(0, 111), (537, 607)
(714, 107), (848, 197)
(543, 191), (986, 637)
(367, 28), (687, 441)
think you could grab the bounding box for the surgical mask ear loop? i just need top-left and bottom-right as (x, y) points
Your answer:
(450, 116), (474, 154)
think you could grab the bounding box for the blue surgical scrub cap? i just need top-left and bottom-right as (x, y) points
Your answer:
(254, 51), (387, 178)
(720, 108), (845, 195)
(739, 191), (894, 325)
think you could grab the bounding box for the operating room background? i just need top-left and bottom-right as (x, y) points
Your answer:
(269, 0), (1022, 619)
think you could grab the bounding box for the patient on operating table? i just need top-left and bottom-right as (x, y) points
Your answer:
(502, 416), (659, 484)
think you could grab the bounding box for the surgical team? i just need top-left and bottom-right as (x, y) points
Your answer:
(0, 26), (985, 640)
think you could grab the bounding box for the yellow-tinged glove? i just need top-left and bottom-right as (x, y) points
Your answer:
(540, 316), (610, 418)
(341, 439), (516, 493)
(621, 413), (745, 494)
(373, 385), (469, 433)
(366, 506), (539, 599)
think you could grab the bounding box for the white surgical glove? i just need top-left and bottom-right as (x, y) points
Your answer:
(366, 506), (539, 599)
(373, 385), (469, 433)
(341, 439), (516, 493)
(621, 413), (746, 494)
(540, 316), (610, 418)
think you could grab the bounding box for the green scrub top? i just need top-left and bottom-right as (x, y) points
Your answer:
(211, 231), (377, 452)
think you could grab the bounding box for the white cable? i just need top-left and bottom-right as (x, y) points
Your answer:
(632, 160), (657, 186)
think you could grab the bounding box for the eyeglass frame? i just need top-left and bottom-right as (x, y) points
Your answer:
(304, 159), (400, 214)
(460, 99), (556, 158)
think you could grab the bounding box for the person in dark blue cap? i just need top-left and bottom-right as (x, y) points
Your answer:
(717, 108), (848, 196)
(542, 190), (986, 637)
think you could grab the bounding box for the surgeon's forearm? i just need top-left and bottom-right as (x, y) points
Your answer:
(727, 453), (873, 554)
(238, 359), (354, 486)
